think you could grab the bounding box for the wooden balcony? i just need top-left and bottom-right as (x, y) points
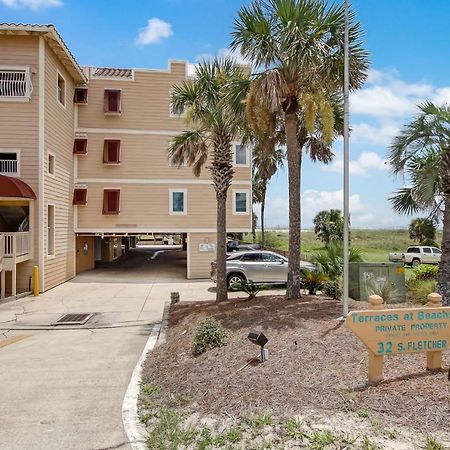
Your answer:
(0, 232), (31, 269)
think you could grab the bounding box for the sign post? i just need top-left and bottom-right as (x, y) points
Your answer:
(346, 293), (449, 384)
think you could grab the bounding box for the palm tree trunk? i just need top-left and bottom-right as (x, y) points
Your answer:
(438, 151), (450, 303)
(216, 194), (228, 301)
(261, 184), (266, 247)
(285, 111), (302, 300)
(252, 212), (256, 243)
(211, 132), (234, 302)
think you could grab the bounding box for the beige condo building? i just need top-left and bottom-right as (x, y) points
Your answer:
(0, 24), (252, 298)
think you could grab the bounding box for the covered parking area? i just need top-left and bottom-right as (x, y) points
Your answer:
(75, 232), (217, 281)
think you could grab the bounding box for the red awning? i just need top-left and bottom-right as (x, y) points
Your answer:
(0, 174), (36, 199)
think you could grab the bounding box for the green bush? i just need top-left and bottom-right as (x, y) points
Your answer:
(409, 264), (439, 282)
(408, 279), (437, 304)
(230, 279), (270, 300)
(300, 271), (329, 295)
(312, 241), (364, 280)
(323, 280), (342, 300)
(421, 239), (440, 248)
(192, 318), (231, 356)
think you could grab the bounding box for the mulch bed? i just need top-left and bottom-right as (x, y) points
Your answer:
(141, 295), (450, 433)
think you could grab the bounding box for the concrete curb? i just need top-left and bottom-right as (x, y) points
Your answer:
(122, 323), (161, 450)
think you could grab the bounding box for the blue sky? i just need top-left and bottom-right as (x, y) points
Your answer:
(2, 0), (450, 229)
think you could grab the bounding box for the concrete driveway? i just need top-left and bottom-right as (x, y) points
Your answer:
(0, 245), (285, 449)
(0, 246), (207, 450)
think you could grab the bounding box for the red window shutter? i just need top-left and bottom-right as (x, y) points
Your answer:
(103, 189), (120, 214)
(74, 87), (88, 104)
(104, 90), (121, 113)
(73, 138), (87, 155)
(73, 188), (87, 205)
(103, 140), (121, 164)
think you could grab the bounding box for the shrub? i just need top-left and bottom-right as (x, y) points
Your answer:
(409, 264), (439, 282)
(230, 279), (270, 300)
(312, 241), (364, 280)
(192, 318), (231, 355)
(323, 279), (342, 300)
(366, 279), (402, 304)
(421, 239), (440, 248)
(408, 279), (437, 304)
(300, 271), (329, 295)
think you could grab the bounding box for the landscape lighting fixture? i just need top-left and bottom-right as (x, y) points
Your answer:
(247, 330), (269, 362)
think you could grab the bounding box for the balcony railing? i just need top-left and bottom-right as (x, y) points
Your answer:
(0, 234), (4, 264)
(2, 232), (30, 259)
(0, 159), (18, 174)
(0, 70), (33, 99)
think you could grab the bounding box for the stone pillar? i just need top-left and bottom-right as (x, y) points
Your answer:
(368, 295), (384, 384)
(425, 292), (443, 371)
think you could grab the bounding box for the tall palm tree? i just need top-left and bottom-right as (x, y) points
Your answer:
(252, 170), (264, 242)
(232, 0), (368, 299)
(389, 101), (450, 301)
(253, 145), (285, 246)
(169, 58), (247, 302)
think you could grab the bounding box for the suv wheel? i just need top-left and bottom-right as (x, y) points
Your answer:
(227, 273), (245, 290)
(411, 258), (421, 268)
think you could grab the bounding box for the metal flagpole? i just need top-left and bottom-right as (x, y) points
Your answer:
(343, 0), (350, 318)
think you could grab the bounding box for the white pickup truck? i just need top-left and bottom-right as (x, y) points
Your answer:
(389, 246), (441, 267)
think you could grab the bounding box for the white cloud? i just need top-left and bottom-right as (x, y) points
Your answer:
(195, 46), (251, 66)
(350, 69), (433, 118)
(433, 87), (450, 106)
(136, 18), (173, 45)
(323, 151), (387, 176)
(0, 0), (61, 8)
(351, 123), (399, 146)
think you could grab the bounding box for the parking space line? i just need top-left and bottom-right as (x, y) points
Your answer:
(0, 335), (29, 349)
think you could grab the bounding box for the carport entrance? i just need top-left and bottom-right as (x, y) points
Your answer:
(76, 234), (188, 282)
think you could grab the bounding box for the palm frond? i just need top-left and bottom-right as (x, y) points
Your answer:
(169, 129), (208, 177)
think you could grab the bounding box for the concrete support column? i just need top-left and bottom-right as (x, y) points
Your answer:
(0, 269), (5, 299)
(11, 268), (16, 297)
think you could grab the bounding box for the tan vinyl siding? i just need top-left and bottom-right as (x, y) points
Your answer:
(75, 183), (251, 231)
(188, 232), (216, 279)
(78, 62), (188, 131)
(76, 133), (251, 182)
(0, 36), (40, 290)
(43, 43), (76, 291)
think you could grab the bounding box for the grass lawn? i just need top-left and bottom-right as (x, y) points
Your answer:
(244, 228), (442, 263)
(140, 295), (450, 449)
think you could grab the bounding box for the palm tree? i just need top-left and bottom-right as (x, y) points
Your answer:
(169, 58), (248, 302)
(408, 217), (436, 244)
(232, 0), (368, 299)
(253, 145), (285, 246)
(389, 101), (450, 301)
(252, 170), (264, 241)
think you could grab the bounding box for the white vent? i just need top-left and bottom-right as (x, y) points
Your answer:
(0, 68), (33, 100)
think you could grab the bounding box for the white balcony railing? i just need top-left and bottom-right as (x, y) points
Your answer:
(2, 232), (30, 259)
(0, 69), (33, 99)
(0, 159), (18, 174)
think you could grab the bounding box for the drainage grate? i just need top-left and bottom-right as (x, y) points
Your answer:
(52, 313), (94, 326)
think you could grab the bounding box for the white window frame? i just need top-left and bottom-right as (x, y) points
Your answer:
(47, 203), (56, 258)
(233, 142), (250, 167)
(47, 150), (56, 177)
(0, 65), (32, 102)
(0, 148), (21, 177)
(169, 188), (187, 215)
(56, 70), (66, 108)
(233, 189), (250, 215)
